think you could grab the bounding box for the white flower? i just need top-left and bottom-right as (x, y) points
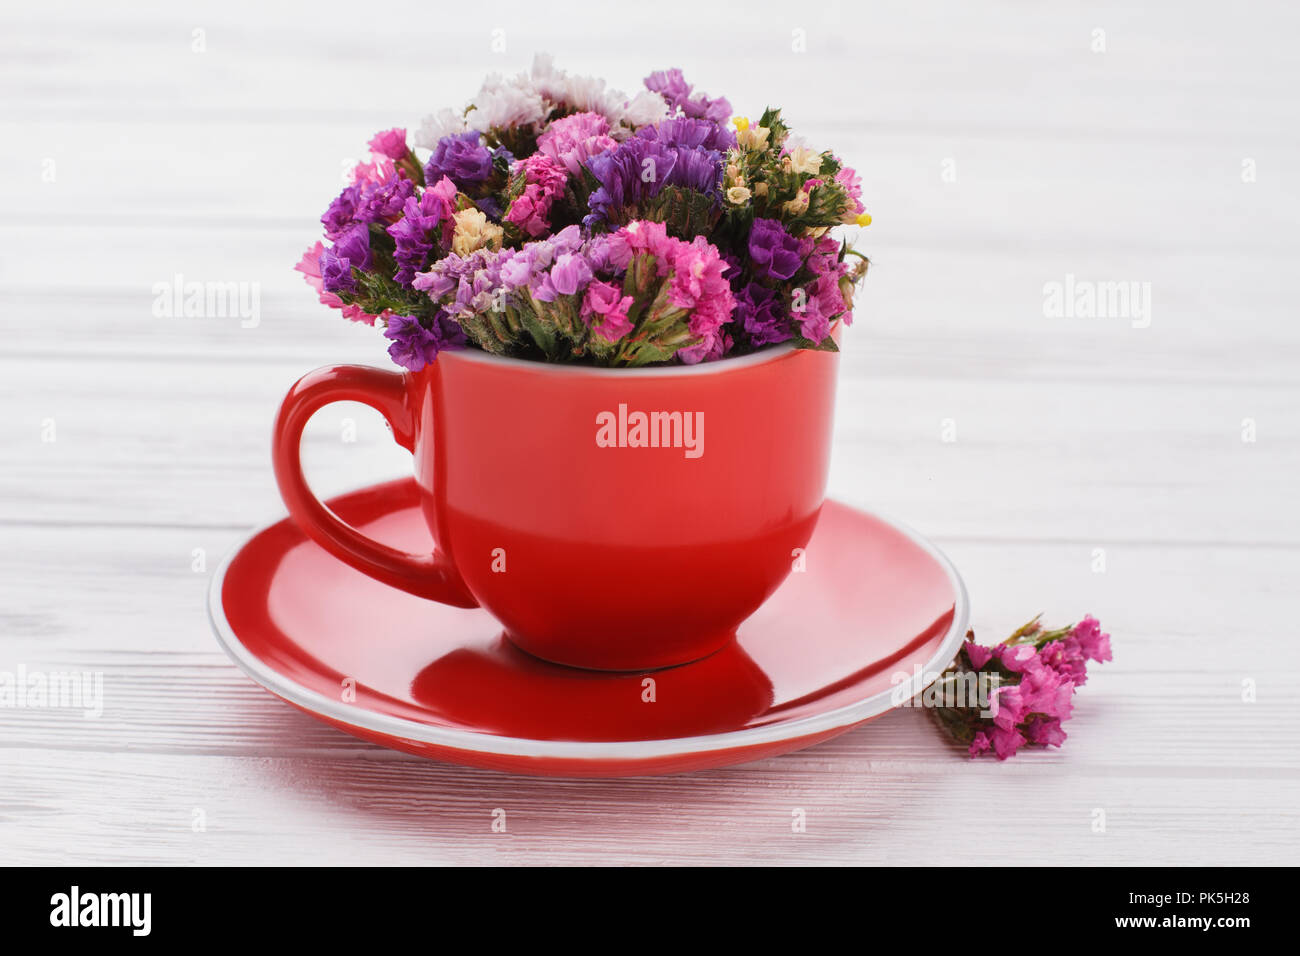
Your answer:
(414, 107), (468, 149)
(465, 84), (547, 132)
(614, 90), (669, 130)
(787, 145), (824, 175)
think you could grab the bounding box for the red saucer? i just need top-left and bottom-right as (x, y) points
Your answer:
(209, 479), (967, 776)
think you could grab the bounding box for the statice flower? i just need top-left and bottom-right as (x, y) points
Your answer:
(331, 222), (372, 272)
(585, 137), (723, 229)
(734, 282), (792, 347)
(367, 128), (409, 160)
(536, 112), (619, 176)
(382, 312), (467, 371)
(386, 176), (458, 286)
(505, 152), (569, 238)
(834, 162), (866, 217)
(294, 243), (378, 325)
(794, 274), (848, 343)
(582, 280), (634, 342)
(931, 616), (1111, 760)
(637, 116), (735, 152)
(425, 131), (494, 190)
(531, 54), (669, 133)
(319, 238), (361, 295)
(533, 251), (594, 302)
(644, 68), (731, 123)
(414, 108), (468, 150)
(748, 218), (802, 281)
(465, 73), (548, 133)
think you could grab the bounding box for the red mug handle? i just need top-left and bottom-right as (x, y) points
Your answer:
(271, 364), (477, 608)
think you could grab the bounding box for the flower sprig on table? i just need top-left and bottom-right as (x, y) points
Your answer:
(931, 616), (1112, 759)
(296, 56), (871, 370)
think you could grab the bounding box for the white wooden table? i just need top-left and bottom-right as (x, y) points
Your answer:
(3, 0), (1298, 865)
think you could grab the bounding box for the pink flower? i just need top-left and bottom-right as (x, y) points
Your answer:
(350, 155), (398, 186)
(368, 127), (409, 160)
(581, 279), (634, 342)
(835, 163), (866, 215)
(1000, 643), (1040, 674)
(991, 684), (1026, 730)
(607, 219), (674, 267)
(936, 616), (1110, 760)
(795, 274), (845, 343)
(537, 112), (618, 176)
(1023, 716), (1067, 748)
(1070, 616), (1112, 663)
(990, 726), (1028, 760)
(964, 641), (994, 670)
(505, 153), (569, 237)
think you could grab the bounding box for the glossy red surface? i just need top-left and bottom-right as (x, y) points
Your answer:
(273, 345), (839, 670)
(213, 479), (965, 777)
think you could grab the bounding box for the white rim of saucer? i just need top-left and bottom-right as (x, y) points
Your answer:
(207, 491), (969, 763)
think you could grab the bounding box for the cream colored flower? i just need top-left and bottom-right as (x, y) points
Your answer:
(451, 208), (504, 257)
(726, 185), (752, 205)
(783, 191), (810, 216)
(787, 146), (824, 175)
(737, 126), (770, 151)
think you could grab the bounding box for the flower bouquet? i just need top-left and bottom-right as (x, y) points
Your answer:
(296, 56), (871, 369)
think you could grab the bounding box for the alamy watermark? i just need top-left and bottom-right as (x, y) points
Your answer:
(1043, 274), (1151, 328)
(0, 664), (103, 719)
(891, 664), (1000, 717)
(151, 273), (260, 328)
(595, 404), (704, 459)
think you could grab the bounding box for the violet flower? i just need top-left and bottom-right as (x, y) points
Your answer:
(425, 131), (494, 191)
(748, 218), (803, 281)
(382, 312), (466, 371)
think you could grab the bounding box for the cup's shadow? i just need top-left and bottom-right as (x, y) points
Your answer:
(408, 632), (775, 742)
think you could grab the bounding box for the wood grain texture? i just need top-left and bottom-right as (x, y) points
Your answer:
(2, 0), (1298, 865)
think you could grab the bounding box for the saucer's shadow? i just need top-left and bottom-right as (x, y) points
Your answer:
(407, 632), (775, 742)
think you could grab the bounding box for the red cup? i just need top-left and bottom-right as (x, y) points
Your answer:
(272, 340), (839, 671)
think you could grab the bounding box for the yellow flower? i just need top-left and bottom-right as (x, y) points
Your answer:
(855, 212), (872, 227)
(726, 185), (752, 205)
(733, 116), (750, 133)
(451, 207), (503, 257)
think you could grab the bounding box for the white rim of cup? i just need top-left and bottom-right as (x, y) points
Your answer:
(207, 491), (970, 763)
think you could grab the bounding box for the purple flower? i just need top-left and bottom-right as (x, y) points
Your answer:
(425, 131), (494, 190)
(331, 223), (372, 272)
(534, 252), (594, 302)
(734, 283), (792, 347)
(387, 178), (458, 287)
(585, 137), (722, 229)
(637, 116), (736, 152)
(322, 185), (361, 240)
(357, 173), (415, 224)
(644, 68), (731, 124)
(318, 246), (356, 294)
(748, 218), (802, 281)
(382, 312), (465, 371)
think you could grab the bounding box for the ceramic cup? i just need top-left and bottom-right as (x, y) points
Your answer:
(272, 340), (839, 670)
